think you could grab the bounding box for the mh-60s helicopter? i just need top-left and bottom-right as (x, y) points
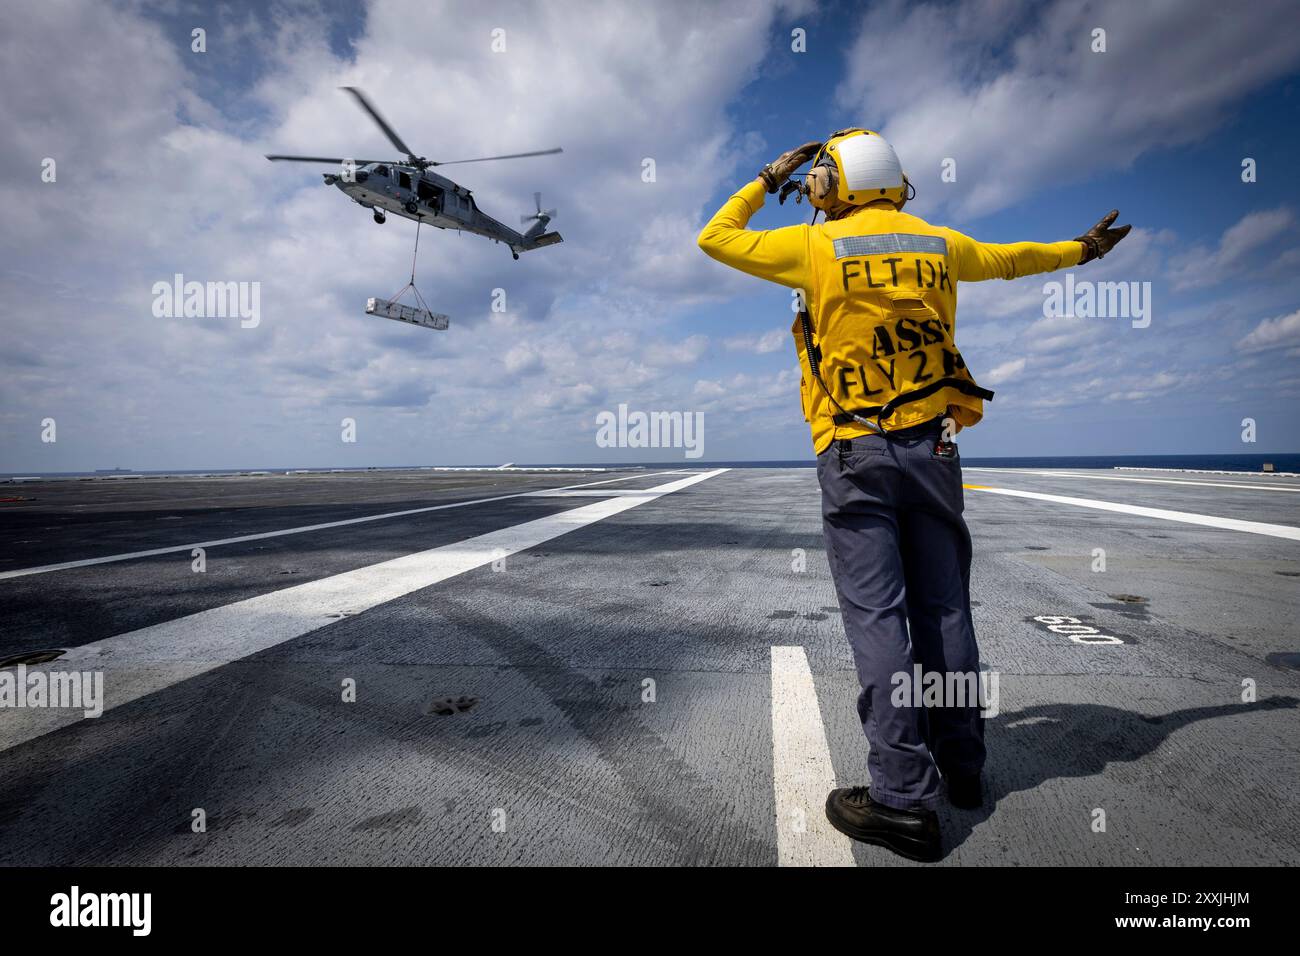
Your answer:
(267, 87), (562, 260)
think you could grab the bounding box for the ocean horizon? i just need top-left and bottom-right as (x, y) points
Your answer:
(4, 451), (1298, 479)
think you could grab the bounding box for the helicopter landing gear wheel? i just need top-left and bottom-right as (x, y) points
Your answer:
(404, 200), (419, 215)
(373, 211), (386, 224)
(512, 251), (519, 260)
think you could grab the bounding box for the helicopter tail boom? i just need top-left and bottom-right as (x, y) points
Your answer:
(524, 232), (563, 249)
(509, 231), (563, 259)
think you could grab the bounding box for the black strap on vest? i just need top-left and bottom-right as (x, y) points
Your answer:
(798, 310), (994, 430)
(831, 378), (995, 425)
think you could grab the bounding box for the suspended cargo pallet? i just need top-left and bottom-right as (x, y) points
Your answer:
(365, 297), (449, 331)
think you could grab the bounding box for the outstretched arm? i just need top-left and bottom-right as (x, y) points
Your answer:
(947, 209), (1132, 282)
(946, 228), (1084, 282)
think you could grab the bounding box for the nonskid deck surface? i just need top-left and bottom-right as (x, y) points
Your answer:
(0, 466), (1296, 866)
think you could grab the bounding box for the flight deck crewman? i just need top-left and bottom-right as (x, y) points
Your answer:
(698, 129), (1129, 862)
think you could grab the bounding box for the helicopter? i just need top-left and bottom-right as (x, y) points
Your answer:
(266, 87), (563, 260)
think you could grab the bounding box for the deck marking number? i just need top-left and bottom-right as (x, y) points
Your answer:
(1032, 615), (1124, 645)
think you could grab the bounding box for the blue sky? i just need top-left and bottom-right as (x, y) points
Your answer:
(2, 0), (1299, 471)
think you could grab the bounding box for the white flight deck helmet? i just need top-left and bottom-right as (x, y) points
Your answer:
(806, 128), (911, 216)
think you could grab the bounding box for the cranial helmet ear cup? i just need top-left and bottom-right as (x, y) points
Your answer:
(806, 162), (837, 208)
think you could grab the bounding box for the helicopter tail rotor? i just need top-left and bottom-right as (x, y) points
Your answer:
(521, 192), (558, 226)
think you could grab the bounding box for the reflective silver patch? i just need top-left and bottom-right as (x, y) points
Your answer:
(833, 233), (948, 258)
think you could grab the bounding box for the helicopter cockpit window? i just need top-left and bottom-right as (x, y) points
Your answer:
(374, 165), (388, 177)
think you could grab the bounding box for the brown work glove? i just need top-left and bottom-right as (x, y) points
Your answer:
(1074, 209), (1132, 263)
(759, 141), (823, 193)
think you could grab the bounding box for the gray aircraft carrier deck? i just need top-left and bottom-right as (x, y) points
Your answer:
(0, 465), (1296, 866)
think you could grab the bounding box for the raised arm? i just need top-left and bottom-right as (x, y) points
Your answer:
(697, 180), (812, 289)
(697, 141), (823, 290)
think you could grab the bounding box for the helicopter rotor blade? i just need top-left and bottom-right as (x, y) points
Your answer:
(340, 86), (418, 160)
(431, 148), (563, 167)
(265, 155), (395, 165)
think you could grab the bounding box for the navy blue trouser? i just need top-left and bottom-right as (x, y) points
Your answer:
(817, 422), (985, 811)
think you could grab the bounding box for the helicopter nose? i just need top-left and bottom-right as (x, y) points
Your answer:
(323, 173), (338, 185)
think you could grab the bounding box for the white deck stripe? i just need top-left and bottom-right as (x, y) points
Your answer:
(967, 485), (1300, 540)
(0, 471), (681, 582)
(770, 645), (856, 867)
(0, 469), (728, 752)
(526, 489), (661, 497)
(963, 468), (1300, 493)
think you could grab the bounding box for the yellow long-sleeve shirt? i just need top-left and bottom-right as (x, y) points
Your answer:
(698, 179), (1083, 452)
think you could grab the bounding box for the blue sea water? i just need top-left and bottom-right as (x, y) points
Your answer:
(692, 453), (1300, 472)
(4, 453), (1298, 480)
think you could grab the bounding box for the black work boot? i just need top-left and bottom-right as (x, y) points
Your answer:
(824, 786), (942, 862)
(946, 772), (984, 810)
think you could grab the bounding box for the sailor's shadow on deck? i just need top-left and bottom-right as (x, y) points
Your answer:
(941, 696), (1299, 854)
